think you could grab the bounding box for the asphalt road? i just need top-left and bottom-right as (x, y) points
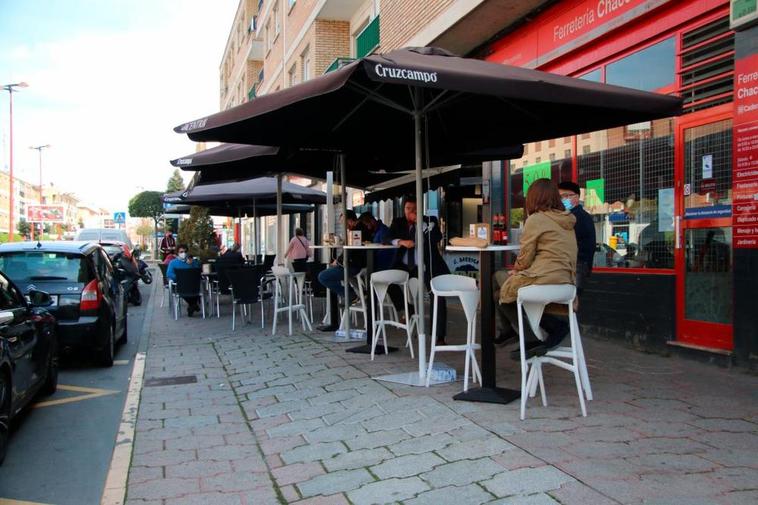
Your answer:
(0, 283), (151, 505)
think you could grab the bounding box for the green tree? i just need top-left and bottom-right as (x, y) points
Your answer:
(16, 219), (31, 239)
(178, 206), (216, 261)
(166, 169), (186, 193)
(128, 191), (164, 254)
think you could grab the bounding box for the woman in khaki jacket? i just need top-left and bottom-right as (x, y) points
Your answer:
(499, 178), (578, 358)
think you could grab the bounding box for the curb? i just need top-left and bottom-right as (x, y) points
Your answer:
(100, 276), (157, 505)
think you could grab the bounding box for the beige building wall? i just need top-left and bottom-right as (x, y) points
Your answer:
(0, 172), (43, 235)
(379, 0), (455, 51)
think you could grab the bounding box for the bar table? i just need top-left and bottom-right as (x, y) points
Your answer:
(446, 244), (521, 404)
(342, 243), (400, 354)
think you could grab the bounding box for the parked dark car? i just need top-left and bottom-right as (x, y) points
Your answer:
(0, 273), (58, 465)
(0, 241), (127, 367)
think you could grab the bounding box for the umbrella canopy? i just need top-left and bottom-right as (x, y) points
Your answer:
(163, 202), (314, 217)
(176, 46), (681, 153)
(172, 142), (524, 187)
(162, 176), (326, 205)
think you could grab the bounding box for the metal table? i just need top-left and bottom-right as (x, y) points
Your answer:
(446, 245), (521, 404)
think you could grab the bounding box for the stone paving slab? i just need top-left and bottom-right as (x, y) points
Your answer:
(127, 286), (758, 504)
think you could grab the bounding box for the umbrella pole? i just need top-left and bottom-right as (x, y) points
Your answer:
(254, 199), (259, 263)
(414, 90), (426, 379)
(340, 154), (350, 336)
(276, 175), (283, 264)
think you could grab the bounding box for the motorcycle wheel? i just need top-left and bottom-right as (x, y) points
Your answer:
(129, 284), (142, 306)
(141, 271), (153, 285)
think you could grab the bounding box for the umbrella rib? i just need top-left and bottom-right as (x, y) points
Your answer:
(347, 82), (413, 115)
(422, 90), (464, 114)
(496, 96), (542, 123)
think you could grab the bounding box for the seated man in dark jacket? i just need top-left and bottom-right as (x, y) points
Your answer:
(318, 210), (365, 304)
(389, 196), (450, 344)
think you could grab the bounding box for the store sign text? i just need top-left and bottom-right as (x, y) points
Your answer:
(554, 0), (635, 42)
(374, 64), (438, 83)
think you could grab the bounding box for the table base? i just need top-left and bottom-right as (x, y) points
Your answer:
(453, 386), (520, 404)
(373, 371), (453, 387)
(346, 344), (399, 354)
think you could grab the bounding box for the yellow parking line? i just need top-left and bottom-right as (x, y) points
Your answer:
(33, 384), (119, 408)
(0, 499), (53, 505)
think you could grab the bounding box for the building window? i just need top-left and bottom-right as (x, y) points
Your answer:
(301, 46), (311, 81)
(288, 63), (298, 87)
(564, 137), (571, 144)
(582, 145), (591, 155)
(606, 37), (675, 92)
(578, 68), (602, 82)
(564, 149), (571, 159)
(534, 141), (541, 152)
(288, 0), (296, 8)
(549, 153), (556, 161)
(548, 138), (555, 148)
(274, 1), (280, 36)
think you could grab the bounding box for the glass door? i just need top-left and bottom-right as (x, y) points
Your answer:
(676, 113), (733, 350)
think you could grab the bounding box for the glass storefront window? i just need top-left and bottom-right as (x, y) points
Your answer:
(606, 37), (676, 92)
(579, 68), (602, 82)
(684, 120), (732, 218)
(577, 118), (675, 269)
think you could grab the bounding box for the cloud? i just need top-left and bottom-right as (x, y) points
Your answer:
(2, 1), (237, 212)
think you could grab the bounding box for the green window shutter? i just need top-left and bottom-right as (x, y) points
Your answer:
(356, 16), (380, 58)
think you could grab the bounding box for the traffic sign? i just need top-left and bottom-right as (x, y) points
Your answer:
(113, 212), (126, 224)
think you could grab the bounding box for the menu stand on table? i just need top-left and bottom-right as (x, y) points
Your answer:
(446, 245), (522, 404)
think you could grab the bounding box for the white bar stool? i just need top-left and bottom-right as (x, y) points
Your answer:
(339, 269), (368, 332)
(426, 274), (481, 392)
(272, 266), (312, 336)
(406, 277), (421, 338)
(369, 269), (414, 360)
(516, 284), (592, 420)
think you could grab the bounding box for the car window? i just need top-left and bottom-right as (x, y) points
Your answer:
(0, 274), (24, 310)
(0, 251), (94, 284)
(76, 231), (101, 241)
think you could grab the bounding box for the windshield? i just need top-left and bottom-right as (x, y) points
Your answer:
(101, 245), (124, 257)
(0, 251), (93, 284)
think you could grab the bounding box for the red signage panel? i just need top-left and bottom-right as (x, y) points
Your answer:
(733, 53), (758, 248)
(27, 205), (66, 223)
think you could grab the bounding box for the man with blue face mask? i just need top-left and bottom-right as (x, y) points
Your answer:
(558, 181), (595, 297)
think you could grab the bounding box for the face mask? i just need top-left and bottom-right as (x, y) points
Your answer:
(562, 198), (574, 211)
(178, 252), (187, 260)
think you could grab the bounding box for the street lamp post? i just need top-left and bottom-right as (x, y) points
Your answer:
(29, 144), (50, 241)
(2, 81), (29, 242)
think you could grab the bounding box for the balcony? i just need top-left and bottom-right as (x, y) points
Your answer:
(356, 16), (379, 58)
(248, 84), (257, 101)
(248, 38), (264, 60)
(323, 57), (356, 74)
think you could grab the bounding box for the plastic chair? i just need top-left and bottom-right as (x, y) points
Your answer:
(228, 267), (268, 330)
(172, 268), (205, 320)
(272, 265), (312, 336)
(370, 269), (414, 360)
(516, 284), (593, 420)
(426, 274), (481, 392)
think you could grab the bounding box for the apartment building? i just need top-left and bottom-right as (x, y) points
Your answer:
(0, 171), (42, 234)
(42, 183), (80, 232)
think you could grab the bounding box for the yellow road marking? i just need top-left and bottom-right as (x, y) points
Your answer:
(0, 499), (53, 505)
(33, 384), (119, 408)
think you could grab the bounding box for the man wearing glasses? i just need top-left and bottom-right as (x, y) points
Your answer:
(558, 181), (596, 297)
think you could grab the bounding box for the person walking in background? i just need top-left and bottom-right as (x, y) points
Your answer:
(285, 228), (311, 272)
(558, 181), (596, 298)
(498, 179), (577, 359)
(160, 231), (176, 260)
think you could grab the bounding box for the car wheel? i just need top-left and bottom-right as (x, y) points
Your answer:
(0, 371), (10, 465)
(119, 312), (128, 345)
(97, 323), (115, 367)
(42, 338), (59, 396)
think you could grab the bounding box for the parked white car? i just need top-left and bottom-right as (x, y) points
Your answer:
(75, 228), (133, 249)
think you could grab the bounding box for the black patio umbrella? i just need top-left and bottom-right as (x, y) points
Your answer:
(175, 46), (682, 389)
(162, 176), (326, 206)
(163, 202), (315, 217)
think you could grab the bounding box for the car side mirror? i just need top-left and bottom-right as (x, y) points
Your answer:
(0, 311), (13, 325)
(28, 289), (53, 307)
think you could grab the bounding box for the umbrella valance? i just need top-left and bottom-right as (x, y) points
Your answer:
(162, 176), (326, 205)
(163, 202), (314, 217)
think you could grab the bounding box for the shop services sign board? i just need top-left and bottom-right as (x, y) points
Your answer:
(27, 205), (65, 223)
(733, 52), (758, 248)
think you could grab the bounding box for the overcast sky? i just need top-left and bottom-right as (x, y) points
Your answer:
(0, 0), (237, 212)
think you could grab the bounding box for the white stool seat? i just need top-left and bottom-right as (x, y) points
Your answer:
(339, 269), (369, 333)
(516, 284), (593, 420)
(370, 269), (413, 359)
(272, 266), (312, 336)
(426, 274), (481, 392)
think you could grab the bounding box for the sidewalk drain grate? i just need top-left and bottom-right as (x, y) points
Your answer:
(144, 375), (197, 387)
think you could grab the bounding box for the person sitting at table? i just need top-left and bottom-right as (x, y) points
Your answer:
(285, 228), (312, 273)
(357, 212), (393, 271)
(167, 244), (202, 316)
(221, 242), (245, 264)
(388, 195), (450, 345)
(317, 210), (365, 306)
(498, 178), (576, 359)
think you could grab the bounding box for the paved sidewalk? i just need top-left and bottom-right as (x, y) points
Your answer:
(124, 283), (758, 504)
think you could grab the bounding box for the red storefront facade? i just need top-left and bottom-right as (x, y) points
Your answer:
(482, 0), (757, 363)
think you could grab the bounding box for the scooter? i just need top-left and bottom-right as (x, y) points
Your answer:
(133, 248), (153, 285)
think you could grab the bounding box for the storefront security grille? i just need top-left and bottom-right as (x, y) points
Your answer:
(679, 17), (735, 114)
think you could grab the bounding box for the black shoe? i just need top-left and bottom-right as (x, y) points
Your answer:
(317, 324), (339, 331)
(510, 341), (547, 360)
(187, 306), (195, 317)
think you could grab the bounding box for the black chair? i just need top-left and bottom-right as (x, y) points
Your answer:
(172, 268), (205, 320)
(263, 254), (276, 272)
(210, 258), (242, 317)
(228, 266), (272, 330)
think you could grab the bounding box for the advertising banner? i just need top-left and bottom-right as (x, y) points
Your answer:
(733, 52), (758, 248)
(27, 205), (65, 223)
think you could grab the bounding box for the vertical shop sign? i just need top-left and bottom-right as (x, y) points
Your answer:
(522, 161), (552, 195)
(733, 52), (758, 248)
(585, 178), (606, 209)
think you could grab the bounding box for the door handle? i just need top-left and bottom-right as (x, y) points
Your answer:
(675, 216), (681, 250)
